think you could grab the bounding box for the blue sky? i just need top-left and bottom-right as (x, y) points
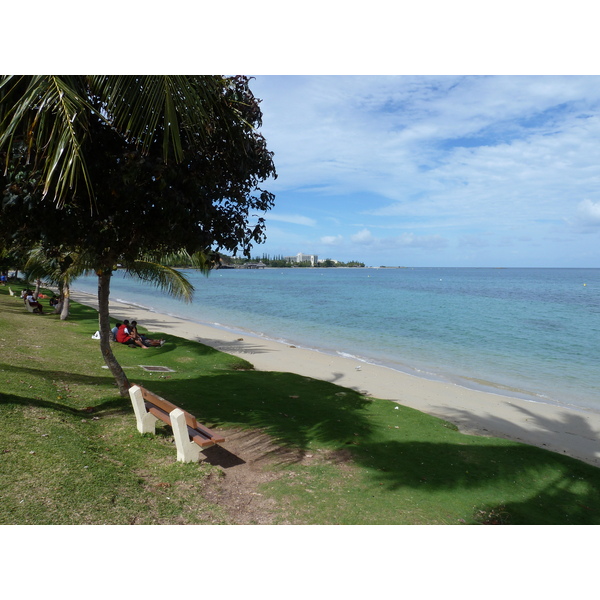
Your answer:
(248, 75), (600, 267)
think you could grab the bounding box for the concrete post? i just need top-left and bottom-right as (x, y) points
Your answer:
(128, 385), (158, 434)
(170, 409), (202, 463)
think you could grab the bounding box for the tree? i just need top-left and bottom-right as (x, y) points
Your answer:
(0, 75), (276, 395)
(24, 246), (87, 319)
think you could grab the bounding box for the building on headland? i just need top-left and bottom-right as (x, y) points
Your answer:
(284, 252), (319, 267)
(284, 252), (319, 266)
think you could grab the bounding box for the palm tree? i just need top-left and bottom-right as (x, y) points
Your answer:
(95, 251), (211, 392)
(25, 245), (208, 387)
(24, 246), (88, 319)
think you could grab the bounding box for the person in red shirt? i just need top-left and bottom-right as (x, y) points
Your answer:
(116, 320), (148, 349)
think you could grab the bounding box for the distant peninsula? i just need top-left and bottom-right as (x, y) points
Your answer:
(218, 254), (366, 269)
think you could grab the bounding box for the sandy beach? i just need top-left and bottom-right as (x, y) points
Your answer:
(70, 289), (600, 468)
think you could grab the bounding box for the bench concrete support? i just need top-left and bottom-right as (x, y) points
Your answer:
(26, 302), (40, 313)
(129, 385), (159, 434)
(171, 408), (202, 463)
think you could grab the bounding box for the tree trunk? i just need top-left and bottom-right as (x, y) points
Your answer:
(97, 270), (130, 396)
(60, 283), (70, 320)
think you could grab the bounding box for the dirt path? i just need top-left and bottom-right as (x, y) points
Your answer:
(199, 428), (353, 524)
(200, 428), (305, 524)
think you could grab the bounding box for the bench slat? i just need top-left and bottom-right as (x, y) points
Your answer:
(192, 422), (225, 444)
(141, 387), (198, 429)
(147, 405), (174, 429)
(145, 402), (219, 448)
(139, 385), (224, 443)
(188, 428), (216, 448)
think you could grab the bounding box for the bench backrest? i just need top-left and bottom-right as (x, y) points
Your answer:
(138, 386), (199, 430)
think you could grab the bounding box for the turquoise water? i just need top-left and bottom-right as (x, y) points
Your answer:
(73, 267), (600, 412)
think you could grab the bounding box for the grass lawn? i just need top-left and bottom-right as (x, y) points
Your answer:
(2, 284), (600, 525)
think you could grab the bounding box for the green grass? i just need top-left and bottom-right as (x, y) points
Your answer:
(2, 284), (600, 524)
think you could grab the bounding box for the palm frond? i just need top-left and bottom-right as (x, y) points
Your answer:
(122, 260), (195, 303)
(24, 246), (96, 285)
(0, 75), (94, 207)
(88, 76), (229, 161)
(147, 249), (215, 274)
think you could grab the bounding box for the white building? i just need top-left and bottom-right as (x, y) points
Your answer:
(284, 252), (319, 266)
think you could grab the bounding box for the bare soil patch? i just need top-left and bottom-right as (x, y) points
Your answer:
(199, 428), (353, 524)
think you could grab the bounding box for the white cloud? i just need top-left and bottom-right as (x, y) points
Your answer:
(321, 235), (343, 245)
(349, 228), (448, 250)
(391, 233), (449, 249)
(351, 229), (375, 244)
(576, 199), (600, 226)
(266, 214), (317, 227)
(459, 235), (490, 249)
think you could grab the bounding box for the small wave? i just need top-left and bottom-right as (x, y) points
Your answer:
(114, 298), (154, 311)
(336, 351), (369, 363)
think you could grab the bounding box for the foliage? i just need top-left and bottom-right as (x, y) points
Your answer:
(0, 76), (272, 208)
(0, 76), (276, 265)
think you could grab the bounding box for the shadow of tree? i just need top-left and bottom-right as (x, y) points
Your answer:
(188, 337), (275, 356)
(136, 369), (600, 524)
(2, 390), (129, 418)
(141, 370), (375, 453)
(0, 363), (116, 388)
(432, 403), (600, 468)
(0, 363), (129, 417)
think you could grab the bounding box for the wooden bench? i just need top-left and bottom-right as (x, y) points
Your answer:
(128, 385), (225, 463)
(25, 301), (41, 313)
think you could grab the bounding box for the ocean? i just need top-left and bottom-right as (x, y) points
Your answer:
(73, 267), (600, 413)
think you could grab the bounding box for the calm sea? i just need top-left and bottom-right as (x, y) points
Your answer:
(73, 267), (600, 413)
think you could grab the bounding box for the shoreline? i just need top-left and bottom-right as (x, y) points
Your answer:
(70, 289), (600, 468)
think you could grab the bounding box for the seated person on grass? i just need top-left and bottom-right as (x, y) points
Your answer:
(111, 322), (121, 341)
(116, 320), (148, 349)
(130, 320), (165, 347)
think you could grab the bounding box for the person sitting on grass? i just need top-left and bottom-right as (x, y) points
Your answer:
(130, 320), (165, 347)
(115, 320), (148, 349)
(110, 322), (121, 341)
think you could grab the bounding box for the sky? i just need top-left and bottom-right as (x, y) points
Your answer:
(248, 75), (600, 268)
